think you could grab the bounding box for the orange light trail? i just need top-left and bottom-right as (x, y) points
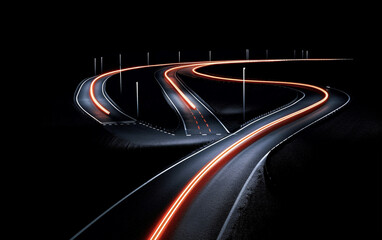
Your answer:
(164, 65), (197, 110)
(148, 59), (331, 240)
(90, 59), (344, 116)
(89, 62), (203, 115)
(86, 59), (343, 240)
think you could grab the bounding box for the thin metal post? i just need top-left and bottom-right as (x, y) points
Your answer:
(306, 50), (309, 59)
(94, 57), (97, 75)
(294, 49), (296, 59)
(243, 67), (246, 122)
(301, 49), (304, 59)
(100, 56), (103, 73)
(209, 50), (212, 61)
(136, 81), (139, 118)
(246, 49), (249, 60)
(178, 51), (181, 63)
(266, 49), (269, 59)
(147, 51), (150, 65)
(119, 54), (122, 94)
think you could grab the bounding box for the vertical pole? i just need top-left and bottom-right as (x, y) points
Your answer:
(246, 49), (249, 60)
(147, 51), (150, 65)
(266, 49), (269, 59)
(209, 50), (212, 61)
(100, 57), (103, 73)
(301, 49), (304, 59)
(178, 50), (181, 63)
(94, 57), (97, 75)
(306, 50), (309, 59)
(243, 67), (246, 122)
(119, 54), (122, 94)
(136, 81), (139, 118)
(294, 49), (296, 59)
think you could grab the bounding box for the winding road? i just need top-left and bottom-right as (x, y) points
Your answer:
(73, 59), (350, 240)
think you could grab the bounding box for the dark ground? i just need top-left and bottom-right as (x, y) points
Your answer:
(179, 70), (298, 132)
(226, 96), (381, 239)
(262, 60), (382, 239)
(43, 60), (306, 240)
(40, 58), (380, 240)
(20, 5), (380, 239)
(218, 60), (381, 239)
(264, 98), (381, 240)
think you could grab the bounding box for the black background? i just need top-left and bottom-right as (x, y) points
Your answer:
(18, 3), (380, 239)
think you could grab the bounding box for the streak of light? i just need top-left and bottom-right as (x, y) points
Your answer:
(148, 59), (331, 240)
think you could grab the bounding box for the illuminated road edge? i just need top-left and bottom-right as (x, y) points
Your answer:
(73, 58), (349, 240)
(88, 59), (344, 120)
(89, 62), (201, 116)
(147, 59), (339, 240)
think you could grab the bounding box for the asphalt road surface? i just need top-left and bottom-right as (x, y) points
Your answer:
(75, 63), (229, 147)
(72, 59), (350, 240)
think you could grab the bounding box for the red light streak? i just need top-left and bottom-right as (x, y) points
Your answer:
(89, 59), (342, 116)
(89, 62), (201, 115)
(89, 59), (335, 240)
(164, 66), (197, 110)
(148, 59), (330, 240)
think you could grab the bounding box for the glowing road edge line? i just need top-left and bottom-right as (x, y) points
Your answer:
(164, 65), (197, 110)
(89, 62), (204, 115)
(148, 59), (331, 240)
(154, 72), (189, 135)
(176, 77), (231, 134)
(90, 73), (113, 115)
(217, 88), (351, 240)
(72, 59), (345, 240)
(89, 59), (347, 116)
(101, 75), (136, 120)
(70, 72), (306, 240)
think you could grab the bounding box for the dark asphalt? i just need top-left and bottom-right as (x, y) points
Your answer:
(72, 60), (350, 240)
(155, 66), (230, 136)
(74, 64), (230, 147)
(170, 88), (349, 240)
(72, 77), (349, 239)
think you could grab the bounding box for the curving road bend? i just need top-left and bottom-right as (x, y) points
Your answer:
(155, 66), (230, 136)
(72, 59), (350, 240)
(75, 62), (229, 146)
(75, 75), (135, 124)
